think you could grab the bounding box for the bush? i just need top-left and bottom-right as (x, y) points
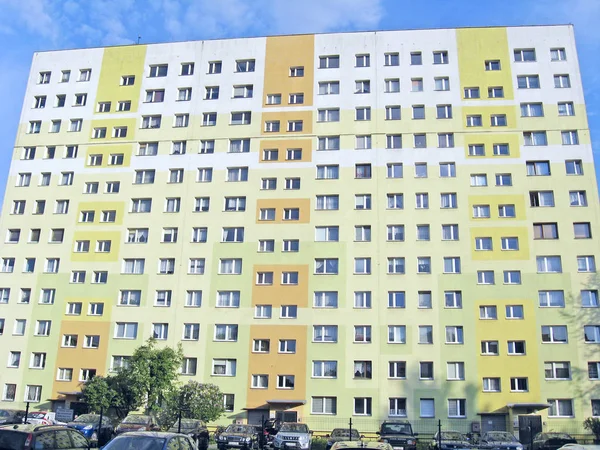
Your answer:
(584, 417), (600, 442)
(312, 437), (329, 450)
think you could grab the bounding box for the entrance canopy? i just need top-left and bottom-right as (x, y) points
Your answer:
(266, 399), (306, 410)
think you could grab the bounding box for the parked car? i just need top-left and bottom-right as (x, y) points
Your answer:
(0, 424), (90, 449)
(263, 419), (283, 447)
(430, 431), (471, 450)
(377, 421), (418, 450)
(217, 424), (261, 450)
(532, 433), (577, 450)
(326, 429), (361, 450)
(479, 432), (523, 450)
(0, 409), (26, 425)
(101, 431), (196, 450)
(168, 419), (209, 450)
(331, 442), (393, 450)
(27, 412), (57, 426)
(115, 414), (159, 435)
(66, 414), (114, 447)
(273, 423), (312, 450)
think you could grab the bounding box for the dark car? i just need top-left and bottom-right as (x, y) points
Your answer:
(168, 419), (209, 450)
(115, 415), (159, 435)
(480, 432), (524, 450)
(430, 431), (471, 450)
(217, 424), (260, 450)
(532, 433), (577, 450)
(66, 414), (114, 447)
(0, 424), (90, 449)
(0, 409), (26, 425)
(263, 419), (283, 447)
(101, 431), (196, 450)
(326, 429), (361, 450)
(378, 421), (418, 450)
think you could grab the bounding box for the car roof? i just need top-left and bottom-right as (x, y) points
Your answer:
(0, 424), (75, 433)
(333, 442), (392, 450)
(118, 432), (184, 438)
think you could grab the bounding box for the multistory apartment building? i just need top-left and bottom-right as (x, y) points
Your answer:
(0, 24), (599, 431)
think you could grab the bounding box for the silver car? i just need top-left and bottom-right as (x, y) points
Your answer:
(273, 423), (311, 450)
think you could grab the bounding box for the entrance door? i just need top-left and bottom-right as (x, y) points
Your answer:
(248, 409), (269, 426)
(481, 415), (508, 432)
(518, 415), (542, 450)
(275, 411), (298, 423)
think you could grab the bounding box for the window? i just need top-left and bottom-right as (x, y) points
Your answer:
(217, 291), (240, 308)
(251, 375), (269, 389)
(412, 78), (424, 92)
(545, 362), (570, 380)
(50, 120), (61, 133)
(574, 222), (592, 240)
(558, 101), (575, 116)
(25, 385), (42, 402)
(440, 193), (457, 209)
(219, 258), (242, 275)
(35, 320), (51, 336)
(491, 114), (507, 126)
(355, 225), (371, 242)
(578, 256), (596, 273)
(181, 358), (197, 376)
(498, 204), (515, 218)
(584, 326), (600, 343)
(554, 74), (571, 88)
(548, 399), (573, 417)
(410, 52), (422, 65)
(448, 399), (466, 418)
(289, 93), (304, 105)
(231, 113), (251, 126)
(530, 191), (554, 207)
(447, 362), (465, 381)
(315, 258), (338, 275)
(388, 326), (406, 343)
(283, 208), (300, 220)
(537, 256), (562, 273)
(314, 291), (338, 308)
(355, 54), (370, 67)
(355, 80), (370, 94)
(312, 397), (337, 414)
(501, 237), (519, 251)
(589, 362), (600, 380)
(542, 326), (568, 343)
(317, 135), (340, 150)
(483, 378), (501, 392)
(419, 326), (433, 344)
(287, 120), (303, 132)
(506, 305), (524, 319)
(185, 291), (202, 308)
(464, 87), (480, 98)
(122, 258), (145, 275)
(214, 324), (238, 342)
(508, 341), (526, 355)
(353, 397), (372, 416)
(387, 225), (405, 242)
(315, 226), (339, 242)
(141, 115), (162, 129)
(466, 115), (482, 127)
(517, 75), (540, 89)
(496, 174), (512, 186)
(45, 258), (60, 274)
(188, 259), (205, 275)
(202, 112), (217, 126)
(354, 258), (371, 275)
(314, 325), (338, 343)
(570, 190), (588, 207)
(562, 130), (579, 145)
(524, 131), (548, 146)
(488, 87), (504, 98)
(443, 257), (461, 274)
(385, 79), (400, 93)
(481, 341), (499, 355)
(413, 105), (425, 119)
(480, 306), (497, 320)
(356, 135), (372, 150)
(434, 77), (450, 91)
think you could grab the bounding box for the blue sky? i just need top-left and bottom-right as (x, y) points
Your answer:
(0, 0), (599, 201)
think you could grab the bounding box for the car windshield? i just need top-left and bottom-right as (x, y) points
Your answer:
(105, 436), (166, 450)
(74, 414), (99, 423)
(441, 432), (465, 441)
(0, 411), (11, 418)
(280, 424), (309, 433)
(226, 425), (256, 433)
(381, 424), (412, 435)
(547, 434), (572, 440)
(170, 419), (198, 429)
(486, 432), (517, 442)
(123, 415), (150, 424)
(331, 429), (360, 438)
(28, 412), (46, 419)
(0, 430), (28, 450)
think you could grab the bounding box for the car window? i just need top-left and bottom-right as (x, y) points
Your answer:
(70, 430), (89, 448)
(56, 430), (74, 449)
(179, 437), (193, 450)
(167, 437), (180, 450)
(0, 430), (28, 450)
(34, 431), (55, 450)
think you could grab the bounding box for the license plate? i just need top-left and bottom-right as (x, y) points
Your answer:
(285, 443), (297, 447)
(229, 443), (240, 446)
(393, 447), (404, 450)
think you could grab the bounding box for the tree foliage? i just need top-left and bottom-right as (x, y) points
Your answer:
(159, 381), (225, 427)
(584, 417), (600, 441)
(81, 339), (183, 418)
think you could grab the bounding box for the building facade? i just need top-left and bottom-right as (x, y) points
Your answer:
(0, 24), (599, 431)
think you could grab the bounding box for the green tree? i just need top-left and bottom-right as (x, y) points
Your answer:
(81, 376), (114, 413)
(584, 417), (600, 442)
(160, 381), (225, 427)
(128, 338), (183, 413)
